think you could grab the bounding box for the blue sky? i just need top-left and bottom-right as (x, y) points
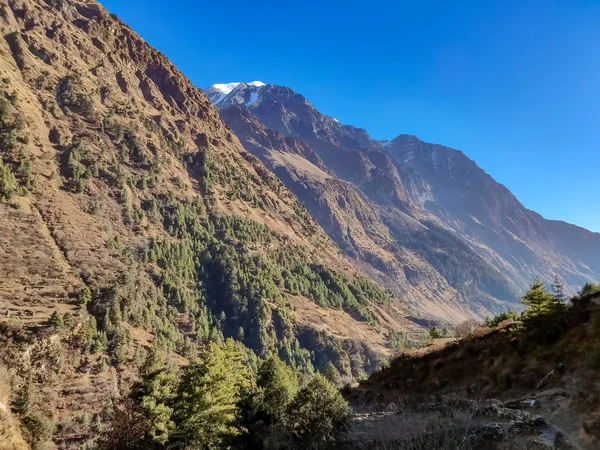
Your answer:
(100, 0), (600, 232)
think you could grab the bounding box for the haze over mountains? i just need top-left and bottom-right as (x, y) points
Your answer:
(206, 81), (600, 323)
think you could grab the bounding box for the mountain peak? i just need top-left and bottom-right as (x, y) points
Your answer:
(205, 81), (267, 105)
(209, 81), (266, 93)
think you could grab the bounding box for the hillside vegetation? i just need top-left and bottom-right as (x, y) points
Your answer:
(0, 0), (418, 447)
(346, 283), (600, 449)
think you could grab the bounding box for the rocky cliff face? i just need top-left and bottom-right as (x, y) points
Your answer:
(210, 82), (600, 322)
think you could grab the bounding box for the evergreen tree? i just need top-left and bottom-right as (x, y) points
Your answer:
(521, 278), (567, 341)
(320, 362), (342, 387)
(0, 160), (17, 201)
(79, 286), (92, 306)
(579, 283), (600, 297)
(483, 309), (520, 328)
(63, 312), (74, 329)
(283, 373), (349, 447)
(173, 339), (253, 449)
(256, 355), (298, 423)
(551, 275), (565, 302)
(48, 311), (64, 329)
(130, 347), (178, 445)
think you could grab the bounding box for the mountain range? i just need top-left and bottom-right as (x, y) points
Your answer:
(0, 0), (599, 447)
(206, 81), (600, 323)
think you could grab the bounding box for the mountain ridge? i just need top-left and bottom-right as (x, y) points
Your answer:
(208, 81), (600, 321)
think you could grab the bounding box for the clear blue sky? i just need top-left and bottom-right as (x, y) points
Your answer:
(100, 0), (600, 232)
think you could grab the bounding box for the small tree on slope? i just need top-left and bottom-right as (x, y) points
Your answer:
(521, 278), (567, 342)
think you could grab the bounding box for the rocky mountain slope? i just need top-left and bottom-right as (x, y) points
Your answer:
(209, 81), (600, 323)
(346, 292), (600, 449)
(0, 1), (419, 447)
(387, 134), (600, 292)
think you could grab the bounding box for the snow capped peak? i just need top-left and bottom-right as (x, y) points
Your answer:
(206, 81), (267, 106)
(209, 81), (266, 94)
(211, 82), (241, 95)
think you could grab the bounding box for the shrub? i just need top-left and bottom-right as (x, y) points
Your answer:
(48, 311), (64, 329)
(48, 126), (61, 145)
(483, 309), (520, 328)
(454, 319), (479, 339)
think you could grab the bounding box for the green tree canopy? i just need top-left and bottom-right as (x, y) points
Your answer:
(579, 283), (600, 297)
(521, 278), (567, 341)
(173, 339), (253, 449)
(129, 347), (178, 445)
(283, 373), (349, 447)
(256, 355), (299, 423)
(320, 361), (342, 387)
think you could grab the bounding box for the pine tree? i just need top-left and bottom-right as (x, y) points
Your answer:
(283, 373), (349, 446)
(579, 283), (600, 297)
(0, 160), (17, 201)
(63, 312), (74, 329)
(256, 355), (298, 423)
(320, 361), (342, 387)
(130, 347), (178, 445)
(551, 275), (565, 302)
(48, 311), (64, 329)
(173, 339), (252, 449)
(521, 278), (567, 341)
(79, 286), (92, 306)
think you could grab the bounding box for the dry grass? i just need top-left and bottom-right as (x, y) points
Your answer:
(0, 368), (29, 450)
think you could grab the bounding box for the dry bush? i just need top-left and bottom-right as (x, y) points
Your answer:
(0, 367), (30, 450)
(453, 319), (479, 339)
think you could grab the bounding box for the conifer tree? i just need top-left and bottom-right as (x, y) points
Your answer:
(48, 311), (64, 329)
(579, 283), (600, 297)
(321, 361), (342, 387)
(551, 275), (565, 302)
(173, 339), (252, 449)
(283, 373), (349, 446)
(130, 346), (178, 445)
(0, 160), (16, 201)
(521, 278), (567, 341)
(256, 355), (298, 423)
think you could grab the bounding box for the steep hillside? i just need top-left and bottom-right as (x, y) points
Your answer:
(219, 106), (482, 323)
(212, 84), (522, 323)
(387, 134), (600, 293)
(346, 292), (600, 449)
(209, 81), (600, 323)
(0, 1), (418, 447)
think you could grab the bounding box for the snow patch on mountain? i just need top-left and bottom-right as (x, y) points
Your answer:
(246, 91), (260, 106)
(212, 82), (242, 95)
(206, 81), (267, 106)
